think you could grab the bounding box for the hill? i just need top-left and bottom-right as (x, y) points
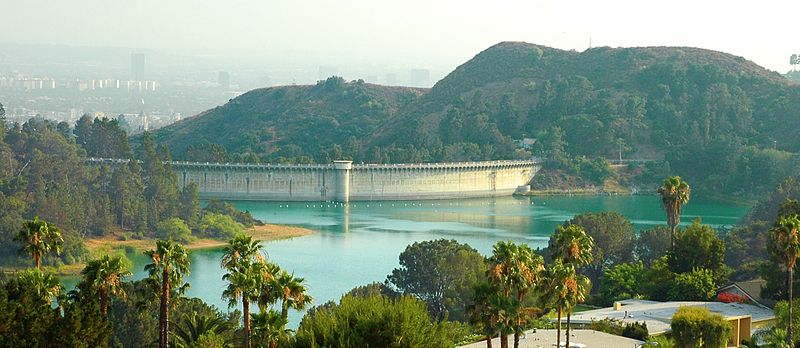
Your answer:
(151, 77), (425, 163)
(148, 42), (800, 198)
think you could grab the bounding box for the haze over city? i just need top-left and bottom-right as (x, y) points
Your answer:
(2, 0), (798, 75)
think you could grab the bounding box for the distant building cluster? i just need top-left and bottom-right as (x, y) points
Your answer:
(0, 75), (158, 92)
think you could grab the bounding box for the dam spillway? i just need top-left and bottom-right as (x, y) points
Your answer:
(90, 159), (541, 202)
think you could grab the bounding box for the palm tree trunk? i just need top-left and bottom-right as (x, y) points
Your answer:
(160, 268), (170, 348)
(486, 334), (493, 348)
(100, 290), (109, 316)
(35, 252), (41, 270)
(281, 300), (288, 320)
(243, 297), (251, 348)
(514, 329), (520, 348)
(670, 224), (676, 251)
(789, 267), (794, 347)
(557, 308), (562, 348)
(500, 331), (508, 348)
(566, 312), (571, 348)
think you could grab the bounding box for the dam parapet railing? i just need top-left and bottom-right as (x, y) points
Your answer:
(86, 158), (540, 170)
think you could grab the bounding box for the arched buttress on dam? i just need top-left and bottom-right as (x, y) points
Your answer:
(88, 159), (541, 202)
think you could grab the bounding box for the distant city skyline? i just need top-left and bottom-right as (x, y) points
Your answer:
(1, 0), (797, 76)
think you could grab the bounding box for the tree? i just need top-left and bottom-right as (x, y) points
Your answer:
(441, 248), (488, 322)
(635, 225), (671, 266)
(221, 234), (269, 348)
(487, 241), (545, 348)
(668, 268), (717, 301)
(172, 312), (234, 348)
(178, 183), (201, 228)
(5, 268), (63, 306)
(251, 310), (289, 348)
(545, 261), (590, 348)
(15, 216), (64, 269)
(549, 224), (593, 348)
(557, 212), (634, 284)
(469, 282), (502, 348)
(792, 54), (798, 72)
(271, 271), (313, 320)
(145, 239), (191, 348)
(598, 262), (644, 305)
(79, 255), (131, 315)
(668, 220), (727, 281)
(771, 213), (800, 346)
(387, 239), (481, 319)
(641, 256), (674, 302)
(657, 176), (691, 250)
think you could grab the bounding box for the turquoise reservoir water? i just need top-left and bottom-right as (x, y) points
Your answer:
(66, 195), (750, 326)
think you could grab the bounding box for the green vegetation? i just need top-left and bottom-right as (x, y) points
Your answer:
(149, 42), (800, 200)
(670, 306), (731, 348)
(0, 102), (266, 272)
(294, 294), (454, 348)
(386, 239), (486, 321)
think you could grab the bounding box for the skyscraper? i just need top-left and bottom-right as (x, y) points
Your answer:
(131, 53), (145, 80)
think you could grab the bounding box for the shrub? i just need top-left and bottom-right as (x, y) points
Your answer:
(294, 294), (453, 347)
(155, 218), (193, 244)
(671, 306), (731, 348)
(199, 213), (243, 239)
(716, 292), (748, 304)
(621, 321), (649, 341)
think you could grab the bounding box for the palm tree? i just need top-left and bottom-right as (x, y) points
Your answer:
(221, 234), (270, 348)
(469, 283), (500, 348)
(272, 271), (313, 320)
(79, 255), (131, 316)
(145, 239), (191, 348)
(551, 224), (594, 266)
(256, 261), (282, 312)
(550, 224), (594, 347)
(172, 312), (234, 348)
(563, 272), (590, 348)
(545, 261), (576, 348)
(15, 216), (63, 269)
(657, 176), (691, 250)
(7, 268), (63, 307)
(222, 262), (263, 348)
(251, 310), (290, 348)
(770, 214), (800, 346)
(487, 241), (545, 348)
(221, 234), (264, 271)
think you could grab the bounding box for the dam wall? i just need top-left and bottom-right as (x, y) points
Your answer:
(89, 158), (541, 202)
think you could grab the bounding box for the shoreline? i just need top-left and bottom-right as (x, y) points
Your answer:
(5, 224), (315, 276)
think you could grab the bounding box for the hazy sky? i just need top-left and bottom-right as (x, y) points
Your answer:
(2, 0), (797, 73)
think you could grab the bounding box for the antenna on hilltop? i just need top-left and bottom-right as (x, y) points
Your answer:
(589, 36), (592, 49)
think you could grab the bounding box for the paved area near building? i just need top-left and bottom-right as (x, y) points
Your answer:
(459, 329), (644, 348)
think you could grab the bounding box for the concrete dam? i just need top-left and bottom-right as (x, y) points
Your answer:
(171, 159), (540, 202)
(89, 158), (541, 202)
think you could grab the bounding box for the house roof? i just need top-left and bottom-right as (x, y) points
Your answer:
(718, 279), (774, 308)
(563, 299), (775, 335)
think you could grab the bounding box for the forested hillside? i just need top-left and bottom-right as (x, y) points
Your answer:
(150, 42), (800, 198)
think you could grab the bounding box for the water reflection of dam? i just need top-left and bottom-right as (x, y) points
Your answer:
(171, 160), (541, 202)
